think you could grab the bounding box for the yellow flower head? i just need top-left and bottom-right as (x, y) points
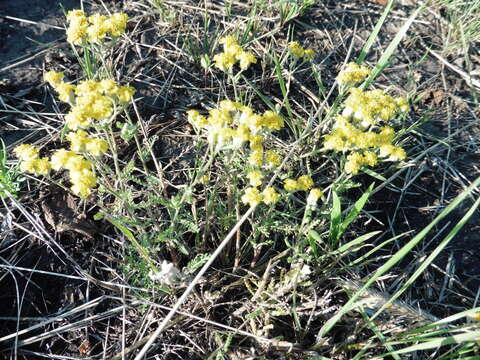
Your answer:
(33, 158), (52, 176)
(55, 82), (76, 103)
(70, 169), (97, 198)
(261, 110), (284, 130)
(307, 188), (323, 206)
(265, 150), (281, 167)
(66, 10), (88, 44)
(87, 14), (109, 43)
(344, 152), (364, 175)
(297, 175), (314, 191)
(337, 62), (371, 85)
(304, 48), (315, 60)
(85, 138), (109, 156)
(249, 135), (263, 151)
(20, 158), (51, 176)
(44, 71), (64, 87)
(262, 187), (280, 205)
(249, 149), (264, 166)
(284, 178), (299, 192)
(380, 145), (406, 161)
(187, 109), (208, 128)
(65, 107), (91, 130)
(237, 51), (257, 70)
(118, 85), (135, 103)
(219, 35), (238, 49)
(213, 52), (237, 72)
(50, 149), (75, 171)
(219, 100), (241, 112)
(65, 154), (92, 173)
(246, 170), (264, 187)
(99, 79), (119, 95)
(66, 130), (89, 152)
(241, 187), (263, 207)
(105, 13), (128, 37)
(288, 41), (305, 58)
(14, 144), (39, 161)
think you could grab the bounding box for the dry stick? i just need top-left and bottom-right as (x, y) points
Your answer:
(134, 206), (255, 359)
(426, 48), (480, 89)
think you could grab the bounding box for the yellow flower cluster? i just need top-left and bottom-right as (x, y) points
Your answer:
(336, 62), (371, 85)
(14, 136), (106, 197)
(188, 100), (285, 207)
(187, 100), (283, 159)
(213, 36), (257, 72)
(66, 130), (109, 156)
(343, 88), (409, 127)
(324, 70), (409, 175)
(50, 149), (97, 197)
(44, 71), (135, 130)
(66, 9), (128, 45)
(27, 72), (125, 198)
(241, 186), (280, 207)
(13, 144), (51, 176)
(283, 175), (314, 192)
(288, 42), (315, 60)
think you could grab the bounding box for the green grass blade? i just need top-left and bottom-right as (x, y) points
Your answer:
(369, 195), (480, 322)
(383, 330), (480, 356)
(329, 190), (342, 243)
(337, 183), (374, 242)
(357, 0), (395, 63)
(363, 4), (425, 87)
(317, 176), (480, 339)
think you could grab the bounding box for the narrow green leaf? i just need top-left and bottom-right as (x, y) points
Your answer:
(317, 176), (480, 338)
(357, 0), (395, 63)
(363, 4), (425, 87)
(336, 183), (374, 243)
(369, 195), (480, 322)
(329, 190), (342, 242)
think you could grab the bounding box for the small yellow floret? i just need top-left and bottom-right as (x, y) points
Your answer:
(284, 178), (299, 192)
(66, 130), (89, 152)
(105, 13), (128, 37)
(262, 187), (280, 205)
(241, 187), (263, 207)
(44, 71), (64, 86)
(249, 149), (264, 166)
(288, 41), (305, 58)
(118, 85), (135, 103)
(213, 52), (236, 72)
(297, 175), (314, 191)
(20, 158), (51, 176)
(261, 110), (284, 130)
(304, 48), (315, 60)
(65, 155), (92, 173)
(14, 144), (39, 161)
(85, 138), (109, 156)
(247, 170), (264, 187)
(65, 107), (91, 130)
(55, 82), (76, 103)
(307, 188), (323, 206)
(219, 35), (238, 49)
(337, 62), (371, 85)
(187, 110), (208, 128)
(50, 149), (75, 171)
(70, 169), (97, 198)
(265, 150), (281, 167)
(237, 51), (257, 70)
